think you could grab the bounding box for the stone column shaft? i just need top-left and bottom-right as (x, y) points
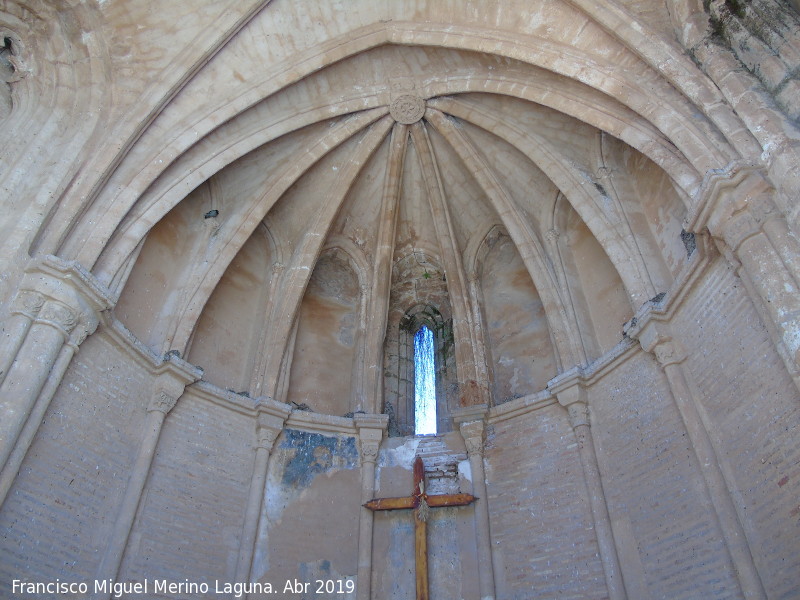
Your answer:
(551, 377), (627, 600)
(568, 404), (626, 600)
(0, 300), (84, 470)
(354, 413), (387, 600)
(362, 126), (406, 414)
(454, 407), (496, 600)
(235, 399), (291, 590)
(0, 339), (76, 508)
(661, 360), (766, 600)
(94, 404), (169, 597)
(237, 444), (272, 581)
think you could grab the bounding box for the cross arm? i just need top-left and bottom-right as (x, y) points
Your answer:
(426, 493), (477, 508)
(364, 496), (416, 511)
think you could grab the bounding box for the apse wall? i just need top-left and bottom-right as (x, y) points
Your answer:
(668, 256), (800, 599)
(485, 401), (607, 598)
(117, 387), (255, 587)
(589, 349), (743, 599)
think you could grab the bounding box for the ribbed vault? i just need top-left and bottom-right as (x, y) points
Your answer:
(104, 40), (690, 418)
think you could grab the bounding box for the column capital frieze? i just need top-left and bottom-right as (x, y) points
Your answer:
(10, 290), (45, 320)
(36, 299), (80, 336)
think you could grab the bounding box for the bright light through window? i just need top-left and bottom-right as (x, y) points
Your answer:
(414, 325), (436, 435)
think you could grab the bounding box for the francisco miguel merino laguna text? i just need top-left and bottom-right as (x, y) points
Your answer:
(13, 577), (356, 597)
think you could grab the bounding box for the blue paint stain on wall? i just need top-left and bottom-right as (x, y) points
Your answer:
(279, 429), (358, 488)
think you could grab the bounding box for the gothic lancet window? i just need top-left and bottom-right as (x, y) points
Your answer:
(384, 304), (456, 437)
(414, 325), (436, 435)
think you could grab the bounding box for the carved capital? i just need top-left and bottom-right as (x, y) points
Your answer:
(354, 413), (387, 464)
(652, 339), (686, 367)
(148, 390), (179, 415)
(464, 435), (485, 457)
(458, 418), (486, 458)
(256, 425), (280, 450)
(567, 402), (590, 429)
(359, 439), (380, 464)
(545, 228), (561, 243)
(550, 372), (591, 431)
(17, 255), (114, 344)
(629, 318), (686, 367)
(11, 290), (45, 319)
(68, 322), (92, 348)
(253, 397), (291, 452)
(37, 301), (79, 335)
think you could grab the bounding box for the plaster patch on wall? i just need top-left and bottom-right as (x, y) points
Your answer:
(458, 459), (472, 483)
(375, 438), (419, 484)
(377, 437), (419, 467)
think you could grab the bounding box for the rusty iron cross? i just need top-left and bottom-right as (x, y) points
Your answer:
(364, 456), (477, 600)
